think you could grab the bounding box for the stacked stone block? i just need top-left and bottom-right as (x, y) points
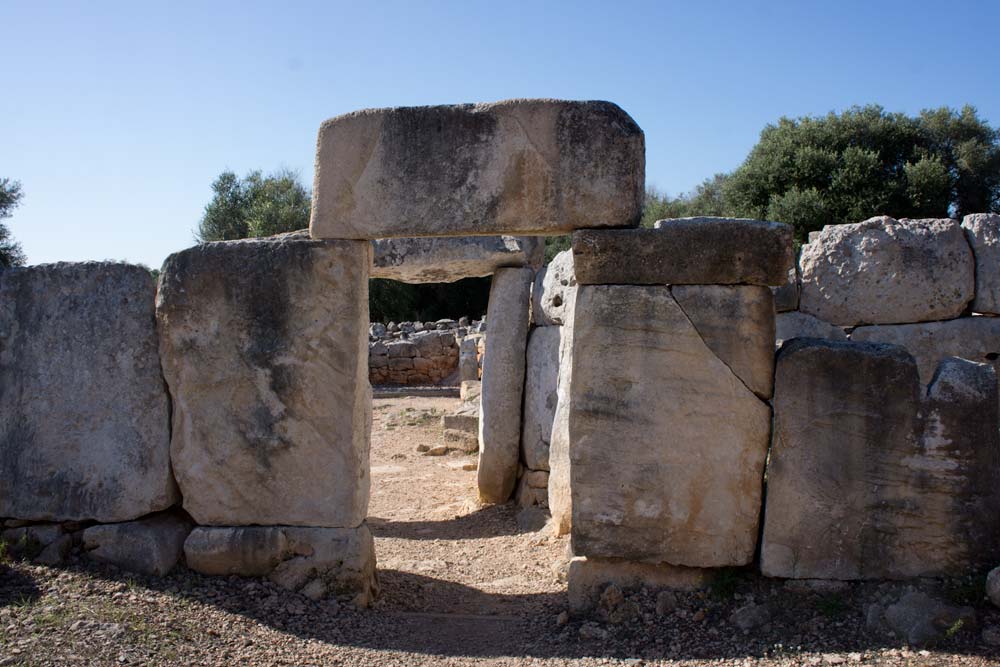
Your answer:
(564, 218), (793, 598)
(156, 236), (377, 603)
(369, 330), (459, 386)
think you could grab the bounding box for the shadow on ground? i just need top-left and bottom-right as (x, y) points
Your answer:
(0, 563), (41, 607)
(12, 554), (1000, 662)
(368, 503), (530, 540)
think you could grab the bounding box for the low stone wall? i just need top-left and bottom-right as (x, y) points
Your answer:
(368, 319), (485, 386)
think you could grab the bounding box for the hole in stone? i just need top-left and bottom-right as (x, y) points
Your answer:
(986, 352), (999, 361)
(552, 295), (563, 307)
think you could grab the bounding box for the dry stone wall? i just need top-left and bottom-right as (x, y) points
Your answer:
(5, 98), (1000, 615)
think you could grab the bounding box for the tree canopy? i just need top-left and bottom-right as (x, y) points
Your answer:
(644, 105), (1000, 242)
(195, 169), (311, 242)
(0, 178), (26, 268)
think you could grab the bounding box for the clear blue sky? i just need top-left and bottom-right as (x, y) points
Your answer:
(4, 0), (999, 268)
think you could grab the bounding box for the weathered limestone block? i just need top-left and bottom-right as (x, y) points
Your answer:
(799, 217), (974, 326)
(761, 339), (1000, 579)
(184, 524), (378, 604)
(521, 326), (561, 471)
(671, 285), (776, 399)
(532, 249), (577, 326)
(157, 237), (371, 527)
(311, 99), (645, 239)
(775, 311), (847, 346)
(567, 557), (711, 614)
(772, 264), (800, 313)
(82, 513), (193, 576)
(573, 219), (793, 286)
(371, 235), (544, 283)
(963, 214), (1000, 314)
(459, 337), (479, 382)
(478, 268), (532, 503)
(516, 470), (550, 508)
(851, 316), (1000, 390)
(547, 290), (577, 536)
(569, 286), (771, 567)
(0, 262), (176, 522)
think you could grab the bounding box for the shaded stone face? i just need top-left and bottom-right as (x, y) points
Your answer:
(799, 216), (974, 326)
(521, 325), (562, 471)
(156, 237), (371, 527)
(774, 311), (847, 347)
(761, 339), (1000, 579)
(0, 262), (176, 522)
(310, 99), (645, 239)
(573, 219), (793, 287)
(568, 285), (771, 568)
(184, 523), (378, 604)
(371, 236), (543, 283)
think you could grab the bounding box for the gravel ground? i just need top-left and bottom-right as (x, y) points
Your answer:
(2, 396), (1000, 666)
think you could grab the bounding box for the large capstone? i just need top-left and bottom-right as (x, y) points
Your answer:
(572, 219), (793, 287)
(184, 524), (378, 604)
(310, 99), (645, 239)
(0, 262), (176, 522)
(477, 268), (532, 503)
(761, 339), (1000, 579)
(962, 214), (1000, 315)
(520, 326), (562, 471)
(569, 285), (771, 568)
(799, 216), (974, 326)
(371, 235), (543, 283)
(157, 237), (371, 527)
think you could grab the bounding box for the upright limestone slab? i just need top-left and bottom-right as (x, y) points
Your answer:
(310, 99), (645, 239)
(761, 339), (1000, 579)
(569, 286), (771, 567)
(520, 325), (562, 471)
(477, 267), (532, 503)
(962, 214), (1000, 314)
(157, 237), (371, 527)
(0, 263), (176, 522)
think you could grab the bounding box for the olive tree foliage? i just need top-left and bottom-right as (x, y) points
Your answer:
(642, 105), (1000, 243)
(195, 169), (311, 242)
(0, 178), (26, 268)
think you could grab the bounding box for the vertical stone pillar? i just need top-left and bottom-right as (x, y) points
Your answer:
(477, 267), (533, 503)
(156, 235), (377, 603)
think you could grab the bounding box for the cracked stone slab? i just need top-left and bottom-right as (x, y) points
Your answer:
(799, 216), (974, 326)
(761, 339), (1000, 579)
(184, 523), (378, 604)
(310, 99), (645, 239)
(521, 325), (562, 471)
(0, 262), (176, 523)
(568, 285), (771, 567)
(371, 236), (544, 283)
(572, 219), (793, 287)
(671, 285), (776, 399)
(157, 236), (371, 527)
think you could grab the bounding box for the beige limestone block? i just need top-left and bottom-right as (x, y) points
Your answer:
(157, 236), (371, 527)
(799, 216), (974, 326)
(569, 285), (771, 568)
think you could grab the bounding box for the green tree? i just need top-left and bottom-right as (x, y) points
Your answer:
(722, 105), (1000, 242)
(195, 169), (310, 242)
(0, 178), (26, 268)
(640, 175), (732, 227)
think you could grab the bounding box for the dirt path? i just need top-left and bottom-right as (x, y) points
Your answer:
(368, 396), (567, 620)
